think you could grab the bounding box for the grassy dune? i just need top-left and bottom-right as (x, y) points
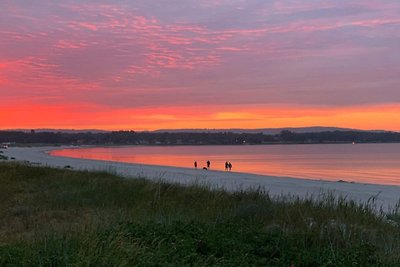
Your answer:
(0, 162), (399, 266)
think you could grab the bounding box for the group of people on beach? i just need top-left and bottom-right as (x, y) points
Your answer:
(193, 160), (210, 170)
(193, 160), (232, 172)
(224, 161), (232, 172)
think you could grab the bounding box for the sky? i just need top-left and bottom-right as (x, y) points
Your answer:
(1, 0), (400, 131)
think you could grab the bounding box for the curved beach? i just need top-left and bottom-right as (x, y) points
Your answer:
(3, 146), (400, 211)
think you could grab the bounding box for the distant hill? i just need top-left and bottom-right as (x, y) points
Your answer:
(4, 127), (391, 135)
(154, 127), (389, 135)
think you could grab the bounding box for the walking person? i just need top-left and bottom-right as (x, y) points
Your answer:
(194, 161), (197, 169)
(228, 162), (232, 172)
(207, 160), (210, 169)
(225, 161), (229, 171)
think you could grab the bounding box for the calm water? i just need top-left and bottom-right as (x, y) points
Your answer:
(51, 143), (400, 185)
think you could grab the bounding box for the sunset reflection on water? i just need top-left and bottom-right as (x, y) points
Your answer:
(51, 143), (400, 185)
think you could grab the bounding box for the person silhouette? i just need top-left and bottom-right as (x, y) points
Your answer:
(228, 162), (232, 171)
(225, 161), (229, 171)
(194, 161), (197, 169)
(207, 160), (210, 169)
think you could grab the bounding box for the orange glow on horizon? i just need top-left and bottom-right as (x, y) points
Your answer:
(1, 102), (399, 132)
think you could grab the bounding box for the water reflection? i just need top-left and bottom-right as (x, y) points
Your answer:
(51, 143), (400, 185)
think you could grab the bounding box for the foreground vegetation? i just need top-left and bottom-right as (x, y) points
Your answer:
(0, 163), (399, 266)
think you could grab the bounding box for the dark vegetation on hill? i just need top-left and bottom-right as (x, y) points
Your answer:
(0, 163), (400, 266)
(1, 130), (400, 145)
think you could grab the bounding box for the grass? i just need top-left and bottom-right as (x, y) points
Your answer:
(0, 162), (399, 266)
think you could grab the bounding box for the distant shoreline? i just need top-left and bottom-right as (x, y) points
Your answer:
(8, 141), (400, 149)
(2, 129), (400, 146)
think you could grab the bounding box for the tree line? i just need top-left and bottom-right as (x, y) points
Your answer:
(1, 130), (400, 145)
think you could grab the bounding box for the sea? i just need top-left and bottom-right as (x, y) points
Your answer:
(50, 143), (400, 185)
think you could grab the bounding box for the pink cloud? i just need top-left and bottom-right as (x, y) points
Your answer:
(54, 40), (88, 49)
(68, 22), (99, 31)
(216, 46), (249, 52)
(0, 0), (399, 130)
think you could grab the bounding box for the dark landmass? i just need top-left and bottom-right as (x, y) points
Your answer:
(154, 126), (386, 135)
(1, 129), (400, 145)
(7, 126), (388, 135)
(6, 128), (109, 133)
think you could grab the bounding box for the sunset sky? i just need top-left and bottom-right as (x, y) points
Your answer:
(1, 0), (400, 131)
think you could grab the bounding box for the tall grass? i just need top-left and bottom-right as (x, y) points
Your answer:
(0, 162), (399, 266)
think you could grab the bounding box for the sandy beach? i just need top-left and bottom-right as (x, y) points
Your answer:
(2, 146), (400, 211)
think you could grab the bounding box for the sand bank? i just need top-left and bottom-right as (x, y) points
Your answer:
(2, 146), (400, 211)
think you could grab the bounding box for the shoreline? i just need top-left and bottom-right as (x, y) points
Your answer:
(2, 146), (400, 211)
